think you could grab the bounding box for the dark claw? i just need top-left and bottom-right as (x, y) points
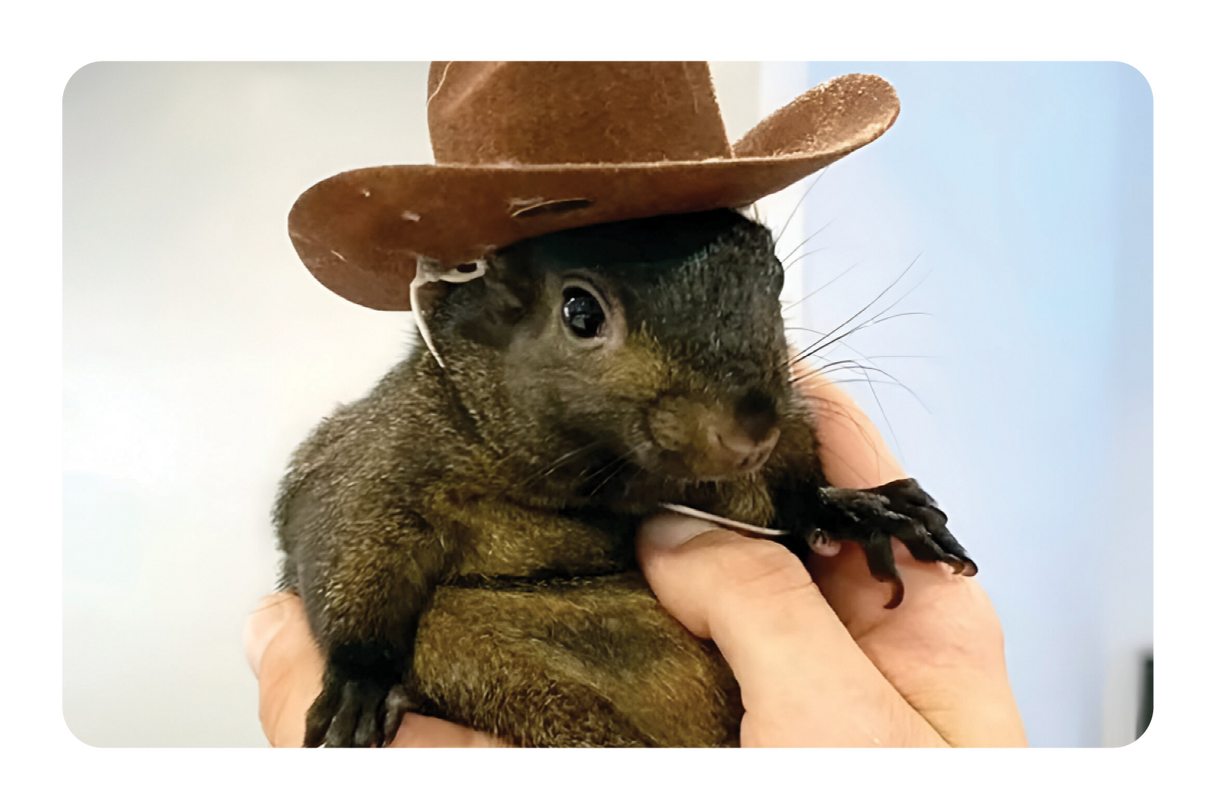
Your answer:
(303, 676), (342, 747)
(950, 557), (978, 577)
(382, 684), (413, 745)
(883, 579), (905, 610)
(811, 478), (976, 607)
(861, 542), (905, 609)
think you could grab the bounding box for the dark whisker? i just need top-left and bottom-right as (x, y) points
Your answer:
(789, 309), (931, 369)
(518, 439), (608, 489)
(815, 378), (923, 386)
(782, 230), (936, 458)
(779, 246), (832, 275)
(586, 449), (640, 499)
(774, 167), (830, 248)
(778, 219), (835, 265)
(798, 257), (861, 300)
(799, 255), (927, 360)
(782, 261), (859, 314)
(794, 390), (890, 470)
(816, 271), (935, 349)
(793, 355), (930, 414)
(793, 312), (931, 367)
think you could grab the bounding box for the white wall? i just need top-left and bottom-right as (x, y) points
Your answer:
(62, 62), (1151, 747)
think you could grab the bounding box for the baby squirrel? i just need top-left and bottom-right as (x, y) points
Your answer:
(274, 207), (977, 747)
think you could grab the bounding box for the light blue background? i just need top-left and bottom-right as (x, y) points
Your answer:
(776, 62), (1152, 747)
(63, 62), (1151, 747)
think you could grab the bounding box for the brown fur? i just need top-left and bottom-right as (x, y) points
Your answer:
(273, 207), (972, 747)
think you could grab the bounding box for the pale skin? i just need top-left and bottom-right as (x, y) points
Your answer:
(245, 376), (1027, 747)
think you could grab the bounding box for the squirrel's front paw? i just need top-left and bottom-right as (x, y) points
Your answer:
(305, 645), (415, 748)
(818, 478), (976, 609)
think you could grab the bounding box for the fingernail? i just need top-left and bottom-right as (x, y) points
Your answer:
(809, 529), (842, 557)
(638, 513), (721, 551)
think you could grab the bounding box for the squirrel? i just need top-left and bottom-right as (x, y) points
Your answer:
(273, 206), (977, 748)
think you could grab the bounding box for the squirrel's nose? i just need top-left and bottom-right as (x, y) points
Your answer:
(734, 389), (778, 443)
(704, 390), (780, 474)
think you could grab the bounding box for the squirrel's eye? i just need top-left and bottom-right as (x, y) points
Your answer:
(562, 288), (606, 339)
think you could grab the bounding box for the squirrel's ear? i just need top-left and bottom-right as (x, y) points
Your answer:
(452, 264), (537, 350)
(482, 269), (530, 313)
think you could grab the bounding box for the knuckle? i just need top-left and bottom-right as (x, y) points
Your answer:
(709, 538), (811, 601)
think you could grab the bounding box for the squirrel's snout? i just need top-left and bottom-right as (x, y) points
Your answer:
(648, 389), (782, 480)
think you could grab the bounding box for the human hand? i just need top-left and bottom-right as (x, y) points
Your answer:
(244, 592), (504, 747)
(636, 375), (1027, 746)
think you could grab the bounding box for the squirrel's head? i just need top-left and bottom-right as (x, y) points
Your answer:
(427, 208), (794, 500)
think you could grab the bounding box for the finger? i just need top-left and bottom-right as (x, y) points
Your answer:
(810, 543), (1026, 746)
(795, 368), (905, 489)
(784, 380), (1028, 747)
(637, 513), (946, 747)
(388, 713), (508, 748)
(808, 539), (964, 626)
(250, 593), (324, 747)
(244, 592), (295, 677)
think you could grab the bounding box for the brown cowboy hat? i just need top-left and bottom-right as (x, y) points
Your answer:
(287, 62), (900, 311)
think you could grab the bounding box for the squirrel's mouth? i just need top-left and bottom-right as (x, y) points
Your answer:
(640, 431), (780, 483)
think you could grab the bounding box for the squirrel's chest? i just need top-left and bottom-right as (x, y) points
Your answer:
(432, 492), (639, 579)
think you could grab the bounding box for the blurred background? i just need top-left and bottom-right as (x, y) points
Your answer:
(62, 61), (1151, 747)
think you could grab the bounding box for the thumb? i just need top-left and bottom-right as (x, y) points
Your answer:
(246, 593), (324, 747)
(636, 513), (945, 747)
(636, 511), (848, 679)
(244, 593), (296, 677)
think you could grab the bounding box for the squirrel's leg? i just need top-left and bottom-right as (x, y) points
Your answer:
(285, 497), (448, 748)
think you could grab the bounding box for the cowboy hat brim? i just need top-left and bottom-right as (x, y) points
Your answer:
(288, 73), (899, 311)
